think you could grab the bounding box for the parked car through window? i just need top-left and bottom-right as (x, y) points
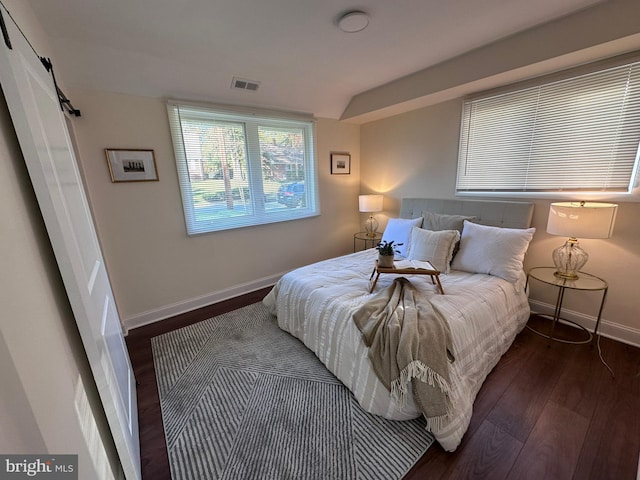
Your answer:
(277, 182), (305, 208)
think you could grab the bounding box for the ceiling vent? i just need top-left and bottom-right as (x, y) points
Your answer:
(231, 77), (260, 92)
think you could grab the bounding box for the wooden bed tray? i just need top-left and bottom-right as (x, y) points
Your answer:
(369, 260), (444, 294)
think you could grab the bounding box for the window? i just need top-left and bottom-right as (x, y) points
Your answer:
(167, 102), (318, 234)
(456, 58), (640, 196)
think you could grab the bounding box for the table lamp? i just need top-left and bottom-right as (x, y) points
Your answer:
(546, 201), (618, 279)
(358, 194), (383, 237)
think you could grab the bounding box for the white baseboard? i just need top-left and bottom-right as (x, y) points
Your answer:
(529, 299), (640, 348)
(123, 272), (285, 333)
(122, 282), (640, 348)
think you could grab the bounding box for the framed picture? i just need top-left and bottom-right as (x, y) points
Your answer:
(330, 152), (351, 174)
(105, 149), (158, 183)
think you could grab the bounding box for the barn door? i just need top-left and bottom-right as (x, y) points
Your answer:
(0, 6), (140, 479)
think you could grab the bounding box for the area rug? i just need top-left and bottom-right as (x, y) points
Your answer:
(152, 302), (434, 480)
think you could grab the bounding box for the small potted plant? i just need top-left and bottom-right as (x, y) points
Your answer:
(375, 240), (402, 268)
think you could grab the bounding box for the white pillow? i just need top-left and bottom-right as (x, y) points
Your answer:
(381, 217), (423, 257)
(406, 227), (460, 273)
(451, 221), (535, 283)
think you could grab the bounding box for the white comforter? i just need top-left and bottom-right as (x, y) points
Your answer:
(263, 249), (530, 451)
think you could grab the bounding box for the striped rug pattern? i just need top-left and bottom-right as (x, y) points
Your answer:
(152, 302), (434, 480)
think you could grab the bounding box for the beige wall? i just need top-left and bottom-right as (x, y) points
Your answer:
(68, 89), (361, 327)
(3, 2), (634, 479)
(355, 0), (640, 345)
(343, 0), (640, 122)
(361, 99), (640, 344)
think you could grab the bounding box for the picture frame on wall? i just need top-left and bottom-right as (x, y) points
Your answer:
(330, 152), (351, 175)
(105, 148), (159, 182)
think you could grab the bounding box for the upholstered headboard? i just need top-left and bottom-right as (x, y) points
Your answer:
(400, 198), (534, 229)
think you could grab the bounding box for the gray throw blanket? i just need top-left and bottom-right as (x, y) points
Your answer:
(353, 277), (455, 429)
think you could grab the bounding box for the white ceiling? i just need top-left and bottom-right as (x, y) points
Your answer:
(27, 0), (603, 119)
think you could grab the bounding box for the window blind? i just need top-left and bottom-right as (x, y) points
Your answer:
(167, 102), (318, 234)
(457, 60), (640, 194)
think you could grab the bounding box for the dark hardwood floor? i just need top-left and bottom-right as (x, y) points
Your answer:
(126, 289), (640, 480)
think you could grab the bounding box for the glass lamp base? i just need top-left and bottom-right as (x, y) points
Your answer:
(364, 215), (379, 237)
(552, 238), (588, 279)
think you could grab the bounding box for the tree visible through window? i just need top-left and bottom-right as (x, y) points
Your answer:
(167, 103), (318, 234)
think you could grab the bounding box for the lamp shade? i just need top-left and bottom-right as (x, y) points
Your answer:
(358, 194), (383, 213)
(547, 202), (618, 239)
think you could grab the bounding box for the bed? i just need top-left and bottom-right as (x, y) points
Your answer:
(263, 198), (535, 451)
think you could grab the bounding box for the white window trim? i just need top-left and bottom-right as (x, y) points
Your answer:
(167, 100), (319, 234)
(456, 53), (640, 202)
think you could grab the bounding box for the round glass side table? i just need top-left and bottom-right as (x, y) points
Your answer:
(353, 231), (382, 252)
(526, 267), (608, 345)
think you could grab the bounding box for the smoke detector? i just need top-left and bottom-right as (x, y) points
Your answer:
(231, 77), (261, 92)
(337, 11), (369, 33)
